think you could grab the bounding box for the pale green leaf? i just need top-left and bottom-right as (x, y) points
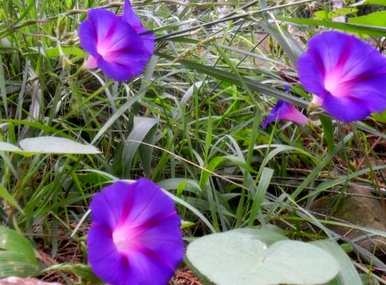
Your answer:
(0, 226), (40, 278)
(349, 11), (386, 28)
(122, 116), (158, 173)
(187, 229), (339, 285)
(0, 142), (21, 152)
(313, 240), (362, 285)
(19, 137), (100, 154)
(365, 0), (386, 5)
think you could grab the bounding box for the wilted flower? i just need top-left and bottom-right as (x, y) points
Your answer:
(87, 179), (184, 285)
(79, 0), (154, 81)
(261, 100), (308, 128)
(297, 31), (386, 122)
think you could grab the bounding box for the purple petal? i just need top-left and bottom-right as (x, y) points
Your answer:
(262, 100), (308, 128)
(87, 178), (184, 285)
(84, 56), (98, 69)
(79, 8), (153, 81)
(122, 0), (155, 55)
(321, 93), (371, 122)
(297, 31), (386, 122)
(123, 0), (145, 33)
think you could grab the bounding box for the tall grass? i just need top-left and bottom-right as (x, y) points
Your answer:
(0, 0), (385, 284)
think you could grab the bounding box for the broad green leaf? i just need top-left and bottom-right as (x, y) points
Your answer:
(0, 142), (21, 152)
(365, 0), (386, 5)
(314, 8), (358, 20)
(122, 116), (158, 173)
(0, 226), (40, 277)
(349, 11), (386, 28)
(313, 240), (362, 285)
(187, 229), (339, 285)
(280, 17), (386, 37)
(19, 136), (100, 154)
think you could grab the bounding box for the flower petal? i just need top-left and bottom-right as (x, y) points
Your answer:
(84, 56), (98, 69)
(262, 100), (308, 128)
(89, 181), (133, 228)
(122, 0), (155, 55)
(79, 8), (153, 81)
(123, 0), (145, 33)
(297, 31), (386, 122)
(97, 50), (151, 81)
(87, 179), (184, 285)
(321, 93), (371, 122)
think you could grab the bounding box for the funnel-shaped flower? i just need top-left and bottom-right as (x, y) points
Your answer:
(87, 179), (184, 285)
(297, 31), (386, 122)
(262, 100), (308, 128)
(79, 1), (154, 81)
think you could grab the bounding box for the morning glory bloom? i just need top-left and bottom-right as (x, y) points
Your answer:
(87, 179), (184, 285)
(262, 100), (308, 128)
(79, 0), (154, 81)
(297, 31), (386, 122)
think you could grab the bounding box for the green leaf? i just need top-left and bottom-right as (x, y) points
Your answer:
(280, 17), (386, 37)
(158, 54), (309, 108)
(248, 168), (274, 226)
(18, 136), (100, 154)
(320, 115), (335, 153)
(365, 0), (386, 5)
(44, 46), (86, 58)
(122, 116), (158, 173)
(314, 8), (358, 20)
(187, 229), (339, 285)
(158, 178), (201, 193)
(0, 226), (40, 278)
(42, 263), (102, 284)
(313, 240), (362, 285)
(0, 184), (23, 213)
(372, 110), (386, 123)
(0, 142), (21, 152)
(349, 11), (386, 28)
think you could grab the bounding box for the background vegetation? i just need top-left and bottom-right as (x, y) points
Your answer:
(0, 0), (385, 284)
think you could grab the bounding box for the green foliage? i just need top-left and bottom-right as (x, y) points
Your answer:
(313, 240), (362, 285)
(187, 227), (340, 285)
(0, 226), (40, 278)
(372, 110), (386, 123)
(0, 0), (384, 283)
(0, 137), (100, 154)
(365, 0), (386, 5)
(281, 17), (386, 37)
(348, 11), (386, 27)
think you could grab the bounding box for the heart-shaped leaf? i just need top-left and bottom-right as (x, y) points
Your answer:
(0, 226), (40, 278)
(187, 229), (339, 285)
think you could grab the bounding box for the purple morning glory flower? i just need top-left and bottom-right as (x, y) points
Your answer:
(297, 31), (386, 122)
(262, 100), (308, 128)
(87, 179), (184, 285)
(79, 0), (155, 81)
